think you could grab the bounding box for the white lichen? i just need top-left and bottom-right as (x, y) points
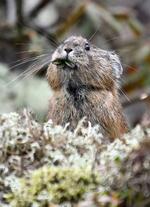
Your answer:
(0, 110), (149, 206)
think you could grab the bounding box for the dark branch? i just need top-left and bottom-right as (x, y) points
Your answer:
(29, 0), (53, 19)
(15, 0), (24, 35)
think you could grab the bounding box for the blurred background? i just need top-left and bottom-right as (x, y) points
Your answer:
(0, 0), (150, 126)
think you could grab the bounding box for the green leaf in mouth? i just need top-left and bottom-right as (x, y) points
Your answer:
(52, 59), (75, 68)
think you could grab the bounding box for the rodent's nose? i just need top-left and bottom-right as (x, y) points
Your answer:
(64, 48), (73, 54)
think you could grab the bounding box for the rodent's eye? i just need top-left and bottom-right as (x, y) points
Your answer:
(85, 43), (90, 51)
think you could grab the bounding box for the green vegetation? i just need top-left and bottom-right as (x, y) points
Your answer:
(6, 166), (99, 207)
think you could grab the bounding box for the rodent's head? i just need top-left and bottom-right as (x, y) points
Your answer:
(51, 36), (91, 68)
(49, 36), (123, 90)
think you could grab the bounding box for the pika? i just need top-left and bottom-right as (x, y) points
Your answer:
(47, 36), (128, 139)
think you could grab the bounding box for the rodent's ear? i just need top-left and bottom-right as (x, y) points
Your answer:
(109, 52), (123, 79)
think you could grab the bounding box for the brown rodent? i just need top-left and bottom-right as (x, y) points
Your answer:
(47, 36), (128, 139)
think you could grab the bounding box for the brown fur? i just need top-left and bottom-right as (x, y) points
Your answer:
(47, 36), (128, 139)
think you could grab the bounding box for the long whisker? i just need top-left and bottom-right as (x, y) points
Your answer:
(106, 68), (131, 103)
(5, 55), (51, 87)
(88, 28), (100, 42)
(9, 55), (41, 66)
(15, 49), (48, 55)
(4, 65), (38, 87)
(119, 88), (131, 103)
(11, 58), (51, 87)
(22, 59), (51, 80)
(9, 54), (49, 70)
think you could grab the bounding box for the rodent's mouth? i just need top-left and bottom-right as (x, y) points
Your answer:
(52, 58), (76, 69)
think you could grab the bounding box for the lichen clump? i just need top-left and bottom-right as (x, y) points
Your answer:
(6, 166), (99, 207)
(0, 111), (150, 207)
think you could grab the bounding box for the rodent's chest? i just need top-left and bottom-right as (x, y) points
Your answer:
(65, 80), (87, 109)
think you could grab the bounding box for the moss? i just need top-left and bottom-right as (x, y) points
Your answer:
(6, 166), (100, 207)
